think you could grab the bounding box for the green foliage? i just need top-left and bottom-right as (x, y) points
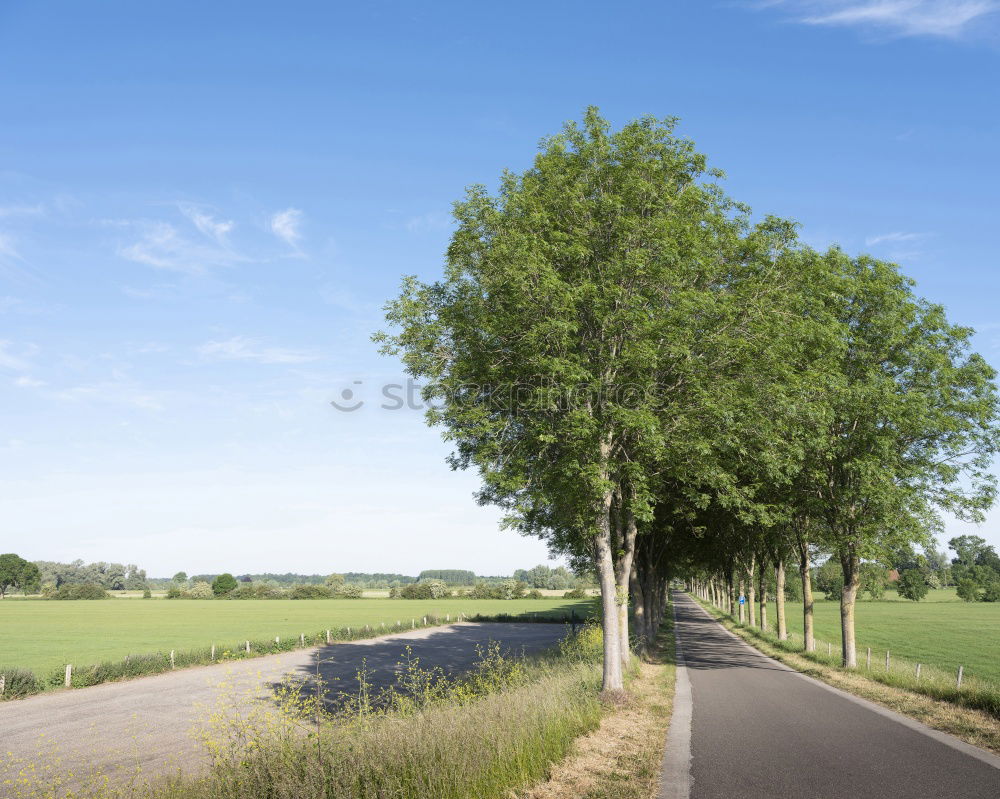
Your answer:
(0, 667), (40, 699)
(0, 553), (40, 597)
(324, 573), (345, 588)
(172, 571), (188, 583)
(34, 559), (147, 590)
(860, 563), (889, 601)
(288, 584), (333, 599)
(211, 573), (238, 596)
(51, 583), (108, 600)
(417, 569), (476, 585)
(563, 588), (588, 599)
(187, 581), (213, 599)
(142, 587), (151, 599)
(957, 579), (982, 602)
(814, 559), (844, 601)
(525, 589), (544, 599)
(981, 581), (1000, 603)
(166, 585), (182, 599)
(896, 569), (930, 601)
(335, 583), (363, 599)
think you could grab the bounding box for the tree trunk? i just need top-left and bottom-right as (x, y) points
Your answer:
(775, 559), (787, 641)
(747, 556), (756, 628)
(629, 563), (645, 649)
(797, 538), (815, 652)
(738, 577), (746, 624)
(840, 548), (861, 668)
(727, 571), (736, 616)
(613, 508), (638, 667)
(595, 525), (623, 693)
(758, 557), (768, 632)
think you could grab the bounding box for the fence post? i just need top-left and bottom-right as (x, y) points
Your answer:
(866, 647), (871, 669)
(300, 633), (305, 646)
(65, 664), (72, 687)
(957, 665), (964, 688)
(326, 629), (331, 644)
(885, 650), (890, 671)
(412, 618), (415, 628)
(828, 642), (832, 656)
(170, 650), (175, 669)
(245, 640), (250, 654)
(916, 663), (921, 680)
(0, 675), (4, 696)
(211, 644), (215, 661)
(275, 636), (280, 645)
(423, 616), (427, 625)
(446, 614), (450, 622)
(347, 626), (351, 636)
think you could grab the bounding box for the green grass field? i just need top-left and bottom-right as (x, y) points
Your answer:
(0, 598), (595, 678)
(760, 589), (1000, 684)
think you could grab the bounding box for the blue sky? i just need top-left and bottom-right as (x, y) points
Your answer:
(1, 1), (999, 575)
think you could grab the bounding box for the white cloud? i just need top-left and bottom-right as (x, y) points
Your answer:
(50, 381), (165, 411)
(13, 375), (45, 388)
(0, 340), (29, 370)
(197, 335), (320, 365)
(269, 208), (304, 249)
(0, 203), (45, 218)
(760, 1), (1000, 38)
(865, 231), (926, 245)
(114, 219), (244, 275)
(178, 203), (234, 243)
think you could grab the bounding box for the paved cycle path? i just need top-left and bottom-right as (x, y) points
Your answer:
(662, 592), (1000, 799)
(0, 622), (566, 792)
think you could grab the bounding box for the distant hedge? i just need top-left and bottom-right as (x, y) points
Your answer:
(50, 583), (109, 600)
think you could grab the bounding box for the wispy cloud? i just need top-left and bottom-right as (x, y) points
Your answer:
(0, 340), (30, 370)
(113, 219), (245, 275)
(178, 203), (234, 244)
(404, 211), (451, 233)
(0, 232), (18, 260)
(269, 208), (304, 250)
(50, 379), (166, 411)
(197, 335), (320, 365)
(0, 203), (45, 218)
(865, 231), (927, 246)
(13, 375), (45, 388)
(758, 1), (1000, 38)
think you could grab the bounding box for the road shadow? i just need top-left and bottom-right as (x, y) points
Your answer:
(266, 622), (571, 711)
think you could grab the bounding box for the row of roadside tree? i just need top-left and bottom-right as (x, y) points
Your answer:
(378, 108), (1000, 692)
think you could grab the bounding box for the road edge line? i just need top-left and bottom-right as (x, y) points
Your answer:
(658, 594), (693, 799)
(682, 593), (1000, 772)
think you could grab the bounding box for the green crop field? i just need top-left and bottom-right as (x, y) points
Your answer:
(758, 590), (1000, 684)
(0, 598), (595, 679)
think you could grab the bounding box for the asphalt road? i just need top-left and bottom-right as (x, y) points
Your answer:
(667, 592), (1000, 799)
(0, 622), (567, 792)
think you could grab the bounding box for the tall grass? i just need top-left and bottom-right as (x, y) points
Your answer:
(695, 597), (1000, 718)
(47, 625), (607, 799)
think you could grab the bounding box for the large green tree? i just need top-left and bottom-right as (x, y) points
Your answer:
(0, 553), (40, 598)
(378, 109), (797, 692)
(803, 250), (999, 667)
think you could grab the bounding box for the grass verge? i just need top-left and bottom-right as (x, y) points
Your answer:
(521, 614), (677, 799)
(693, 597), (1000, 755)
(12, 626), (609, 799)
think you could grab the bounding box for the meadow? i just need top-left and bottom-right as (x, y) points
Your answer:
(0, 598), (594, 678)
(762, 589), (1000, 684)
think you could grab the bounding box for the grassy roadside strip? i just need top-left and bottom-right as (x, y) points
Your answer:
(521, 611), (677, 799)
(692, 596), (1000, 755)
(16, 626), (607, 799)
(1, 610), (591, 700)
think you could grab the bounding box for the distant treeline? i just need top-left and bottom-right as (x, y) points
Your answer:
(16, 560), (595, 595)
